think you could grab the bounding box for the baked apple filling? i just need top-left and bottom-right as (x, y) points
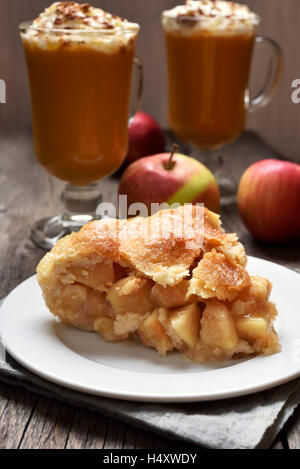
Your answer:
(37, 206), (280, 363)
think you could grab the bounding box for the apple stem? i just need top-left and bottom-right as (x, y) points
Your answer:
(166, 144), (179, 170)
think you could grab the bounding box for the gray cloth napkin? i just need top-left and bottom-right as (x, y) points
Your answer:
(0, 299), (299, 450)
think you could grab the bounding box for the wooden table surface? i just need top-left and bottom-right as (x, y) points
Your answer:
(0, 131), (299, 450)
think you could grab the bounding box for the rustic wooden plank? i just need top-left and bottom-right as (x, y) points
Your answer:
(65, 408), (90, 449)
(123, 425), (137, 449)
(82, 412), (108, 449)
(0, 383), (10, 419)
(19, 396), (53, 449)
(271, 435), (285, 449)
(103, 419), (127, 449)
(19, 397), (75, 449)
(66, 408), (108, 449)
(0, 385), (37, 449)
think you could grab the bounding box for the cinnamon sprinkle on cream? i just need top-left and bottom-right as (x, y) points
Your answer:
(163, 0), (259, 34)
(21, 2), (140, 53)
(32, 1), (134, 31)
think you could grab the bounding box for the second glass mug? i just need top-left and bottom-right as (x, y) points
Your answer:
(20, 22), (143, 250)
(162, 13), (283, 200)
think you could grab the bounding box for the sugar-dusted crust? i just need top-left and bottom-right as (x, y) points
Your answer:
(37, 205), (280, 363)
(188, 250), (250, 301)
(119, 205), (205, 286)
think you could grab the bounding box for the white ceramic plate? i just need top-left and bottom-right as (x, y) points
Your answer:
(0, 256), (299, 403)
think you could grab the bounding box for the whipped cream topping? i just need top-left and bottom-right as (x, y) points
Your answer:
(21, 2), (139, 53)
(32, 2), (137, 31)
(162, 0), (260, 35)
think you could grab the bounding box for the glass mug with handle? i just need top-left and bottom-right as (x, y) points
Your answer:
(20, 3), (143, 250)
(162, 0), (283, 201)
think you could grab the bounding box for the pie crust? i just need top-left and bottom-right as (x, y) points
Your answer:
(37, 206), (280, 363)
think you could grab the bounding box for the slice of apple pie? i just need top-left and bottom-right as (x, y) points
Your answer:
(37, 205), (280, 363)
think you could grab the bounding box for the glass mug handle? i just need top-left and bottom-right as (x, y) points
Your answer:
(131, 55), (144, 117)
(248, 36), (283, 113)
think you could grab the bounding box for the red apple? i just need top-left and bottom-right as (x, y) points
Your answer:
(238, 159), (300, 243)
(119, 148), (220, 214)
(126, 112), (165, 164)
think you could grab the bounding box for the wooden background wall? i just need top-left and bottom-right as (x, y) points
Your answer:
(1, 0), (300, 161)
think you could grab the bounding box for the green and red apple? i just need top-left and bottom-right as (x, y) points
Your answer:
(119, 147), (220, 213)
(238, 159), (300, 243)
